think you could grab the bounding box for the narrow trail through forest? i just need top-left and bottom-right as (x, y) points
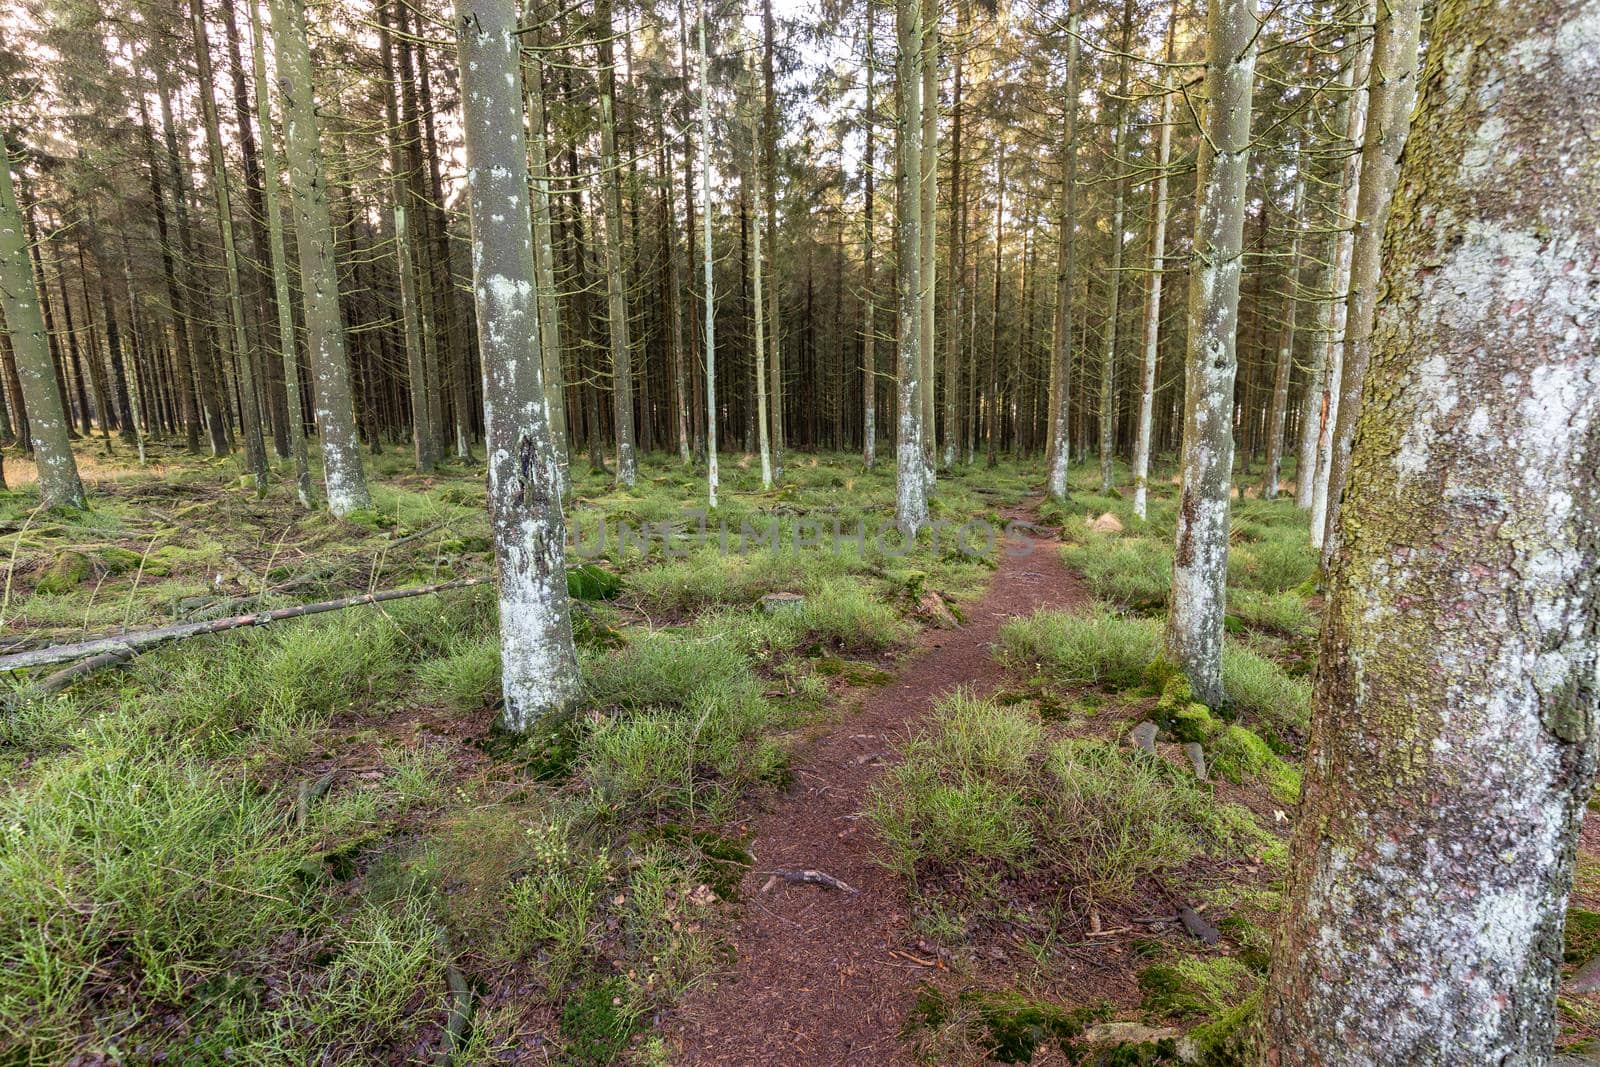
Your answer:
(668, 504), (1089, 1064)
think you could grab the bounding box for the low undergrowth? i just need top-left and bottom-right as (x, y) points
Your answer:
(0, 450), (1024, 1062)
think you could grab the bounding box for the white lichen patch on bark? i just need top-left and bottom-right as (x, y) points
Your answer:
(457, 0), (581, 730)
(1262, 0), (1600, 1059)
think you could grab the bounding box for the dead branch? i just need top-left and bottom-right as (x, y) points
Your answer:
(768, 868), (858, 894)
(0, 577), (491, 675)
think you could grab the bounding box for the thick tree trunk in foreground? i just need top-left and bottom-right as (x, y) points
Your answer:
(1162, 0), (1258, 706)
(1317, 0), (1424, 555)
(1261, 0), (1600, 1057)
(456, 0), (581, 730)
(267, 0), (372, 516)
(894, 0), (929, 530)
(0, 134), (85, 510)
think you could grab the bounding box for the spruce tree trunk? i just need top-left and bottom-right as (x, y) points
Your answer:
(1131, 7), (1176, 519)
(1260, 164), (1302, 501)
(918, 0), (937, 481)
(750, 86), (774, 491)
(1161, 0), (1258, 706)
(248, 0), (313, 508)
(0, 133), (85, 510)
(1306, 4), (1374, 534)
(942, 0), (966, 470)
(522, 13), (571, 490)
(699, 0), (719, 508)
(377, 0), (437, 474)
(1316, 0), (1424, 555)
(597, 0), (637, 489)
(1261, 0), (1600, 1055)
(190, 0), (270, 491)
(1045, 9), (1079, 502)
(762, 0), (784, 483)
(894, 0), (928, 529)
(861, 0), (877, 472)
(267, 0), (372, 515)
(456, 0), (581, 730)
(157, 73), (232, 459)
(1097, 0), (1134, 493)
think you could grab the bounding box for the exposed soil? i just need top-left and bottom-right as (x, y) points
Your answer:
(666, 506), (1089, 1064)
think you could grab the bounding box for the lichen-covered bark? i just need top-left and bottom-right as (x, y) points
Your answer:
(1317, 0), (1424, 553)
(248, 0), (313, 508)
(1045, 10), (1080, 503)
(919, 0), (938, 483)
(1260, 0), (1600, 1058)
(456, 0), (581, 730)
(894, 0), (929, 530)
(266, 0), (372, 516)
(1162, 0), (1257, 706)
(0, 133), (85, 511)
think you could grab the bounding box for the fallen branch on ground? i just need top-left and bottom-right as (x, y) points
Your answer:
(764, 868), (858, 894)
(0, 576), (491, 675)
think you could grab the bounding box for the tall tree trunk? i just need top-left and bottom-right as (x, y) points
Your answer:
(1097, 0), (1134, 492)
(1317, 0), (1425, 556)
(522, 7), (571, 490)
(919, 0), (937, 480)
(267, 0), (372, 515)
(700, 0), (719, 508)
(1261, 0), (1600, 1053)
(893, 0), (928, 528)
(157, 73), (232, 458)
(1045, 6), (1080, 501)
(941, 0), (966, 470)
(0, 134), (85, 509)
(762, 0), (784, 482)
(1261, 151), (1306, 500)
(748, 60), (774, 491)
(597, 0), (637, 488)
(1161, 0), (1258, 706)
(191, 0), (269, 491)
(861, 0), (878, 471)
(221, 0), (290, 460)
(1131, 5), (1177, 518)
(248, 0), (313, 507)
(456, 0), (581, 730)
(1307, 3), (1375, 534)
(134, 72), (203, 453)
(377, 0), (437, 474)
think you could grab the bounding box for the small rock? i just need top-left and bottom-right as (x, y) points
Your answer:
(760, 592), (805, 614)
(1083, 1021), (1180, 1046)
(1568, 955), (1600, 994)
(1090, 511), (1125, 535)
(917, 591), (959, 629)
(1130, 721), (1158, 753)
(1184, 741), (1208, 781)
(1179, 905), (1221, 945)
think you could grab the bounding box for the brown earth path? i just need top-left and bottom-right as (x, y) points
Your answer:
(666, 505), (1089, 1065)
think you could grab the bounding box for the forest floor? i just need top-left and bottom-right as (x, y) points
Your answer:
(2, 442), (1599, 1065)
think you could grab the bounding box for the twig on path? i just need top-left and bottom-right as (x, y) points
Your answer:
(764, 868), (859, 894)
